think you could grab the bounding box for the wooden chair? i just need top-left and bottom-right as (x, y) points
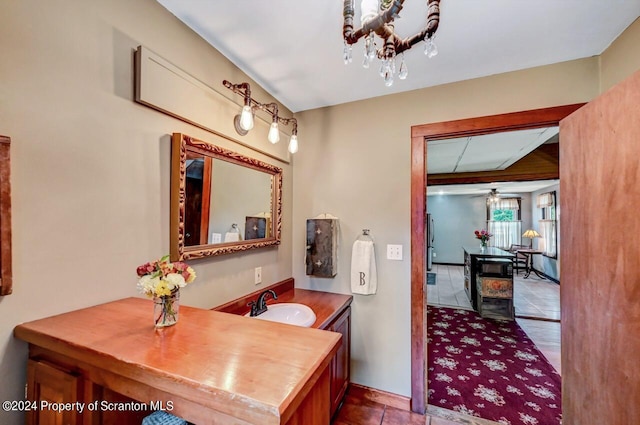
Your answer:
(509, 244), (529, 275)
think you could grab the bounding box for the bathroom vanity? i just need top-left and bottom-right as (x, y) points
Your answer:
(14, 297), (341, 425)
(214, 280), (353, 417)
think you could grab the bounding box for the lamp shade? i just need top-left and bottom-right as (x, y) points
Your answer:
(522, 229), (541, 238)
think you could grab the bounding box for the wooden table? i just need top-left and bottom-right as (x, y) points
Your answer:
(515, 248), (546, 279)
(14, 297), (341, 425)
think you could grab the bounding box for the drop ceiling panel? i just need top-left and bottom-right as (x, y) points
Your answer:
(427, 138), (469, 174)
(427, 126), (558, 174)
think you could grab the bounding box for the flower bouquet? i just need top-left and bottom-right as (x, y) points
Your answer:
(136, 255), (196, 327)
(474, 229), (492, 248)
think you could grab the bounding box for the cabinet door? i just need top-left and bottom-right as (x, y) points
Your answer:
(329, 306), (351, 416)
(26, 360), (81, 425)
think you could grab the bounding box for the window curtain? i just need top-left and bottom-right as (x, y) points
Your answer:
(494, 198), (520, 210)
(539, 220), (557, 257)
(537, 191), (557, 257)
(488, 221), (522, 249)
(537, 192), (553, 208)
(487, 198), (521, 249)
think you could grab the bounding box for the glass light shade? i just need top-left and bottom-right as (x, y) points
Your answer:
(268, 122), (280, 144)
(523, 229), (541, 238)
(288, 134), (298, 154)
(239, 105), (254, 131)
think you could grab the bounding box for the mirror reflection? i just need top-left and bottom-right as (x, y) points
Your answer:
(184, 154), (272, 246)
(171, 133), (282, 260)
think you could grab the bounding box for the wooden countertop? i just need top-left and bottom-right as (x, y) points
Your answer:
(14, 297), (341, 425)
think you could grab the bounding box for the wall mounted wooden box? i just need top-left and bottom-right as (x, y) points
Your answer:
(306, 219), (338, 278)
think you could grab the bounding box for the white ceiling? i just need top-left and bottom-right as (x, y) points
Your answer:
(427, 127), (559, 174)
(156, 0), (640, 113)
(426, 180), (559, 197)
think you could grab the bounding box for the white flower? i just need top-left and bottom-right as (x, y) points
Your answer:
(137, 275), (159, 296)
(165, 273), (186, 289)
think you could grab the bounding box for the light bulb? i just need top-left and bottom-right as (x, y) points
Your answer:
(239, 105), (254, 131)
(268, 122), (280, 144)
(288, 134), (298, 154)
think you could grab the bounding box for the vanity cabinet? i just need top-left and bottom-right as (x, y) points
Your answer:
(326, 306), (350, 416)
(26, 359), (81, 425)
(16, 298), (340, 425)
(213, 280), (353, 419)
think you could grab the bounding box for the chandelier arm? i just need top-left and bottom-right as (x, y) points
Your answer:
(393, 0), (440, 55)
(343, 0), (406, 45)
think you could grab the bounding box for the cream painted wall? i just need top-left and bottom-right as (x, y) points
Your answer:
(293, 59), (601, 396)
(1, 0), (639, 421)
(0, 0), (293, 422)
(600, 18), (640, 92)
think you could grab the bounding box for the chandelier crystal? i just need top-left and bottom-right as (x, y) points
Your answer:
(343, 0), (441, 86)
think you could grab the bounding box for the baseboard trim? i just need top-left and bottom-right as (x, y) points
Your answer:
(516, 314), (561, 323)
(535, 269), (560, 284)
(347, 383), (411, 412)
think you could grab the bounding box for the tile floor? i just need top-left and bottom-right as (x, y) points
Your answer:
(426, 264), (560, 321)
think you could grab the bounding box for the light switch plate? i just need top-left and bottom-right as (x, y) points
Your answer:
(387, 244), (403, 260)
(254, 267), (262, 285)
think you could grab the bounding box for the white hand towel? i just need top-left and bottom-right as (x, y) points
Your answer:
(224, 232), (240, 242)
(351, 240), (377, 295)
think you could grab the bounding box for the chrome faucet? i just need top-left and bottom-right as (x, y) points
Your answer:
(248, 289), (278, 317)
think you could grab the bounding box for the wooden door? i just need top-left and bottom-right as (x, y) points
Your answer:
(560, 69), (640, 424)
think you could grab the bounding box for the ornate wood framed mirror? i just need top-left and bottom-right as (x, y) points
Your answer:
(170, 133), (282, 260)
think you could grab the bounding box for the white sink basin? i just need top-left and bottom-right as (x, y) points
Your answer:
(245, 303), (316, 327)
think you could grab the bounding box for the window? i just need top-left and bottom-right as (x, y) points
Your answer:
(537, 191), (557, 258)
(487, 198), (521, 249)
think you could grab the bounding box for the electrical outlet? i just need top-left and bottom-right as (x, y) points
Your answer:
(386, 244), (403, 260)
(254, 267), (262, 285)
(433, 252), (437, 257)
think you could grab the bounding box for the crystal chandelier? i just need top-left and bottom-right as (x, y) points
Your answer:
(343, 0), (441, 86)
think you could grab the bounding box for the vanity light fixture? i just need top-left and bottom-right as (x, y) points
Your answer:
(342, 0), (441, 87)
(223, 80), (299, 154)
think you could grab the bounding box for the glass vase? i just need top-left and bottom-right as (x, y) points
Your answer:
(153, 289), (180, 328)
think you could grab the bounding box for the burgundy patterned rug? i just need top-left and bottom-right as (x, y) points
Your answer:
(427, 306), (562, 425)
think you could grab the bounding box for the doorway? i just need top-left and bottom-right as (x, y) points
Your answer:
(408, 104), (584, 413)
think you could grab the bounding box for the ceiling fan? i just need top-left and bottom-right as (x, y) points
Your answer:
(473, 188), (520, 201)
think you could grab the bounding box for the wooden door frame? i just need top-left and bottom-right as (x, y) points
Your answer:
(409, 103), (584, 413)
